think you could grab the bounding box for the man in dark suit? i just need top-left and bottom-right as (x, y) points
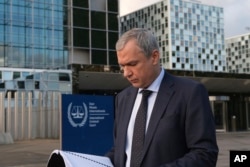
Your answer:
(106, 28), (218, 167)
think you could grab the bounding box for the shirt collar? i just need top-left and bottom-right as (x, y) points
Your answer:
(139, 68), (165, 93)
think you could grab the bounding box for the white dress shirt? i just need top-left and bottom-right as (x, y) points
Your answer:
(125, 68), (165, 167)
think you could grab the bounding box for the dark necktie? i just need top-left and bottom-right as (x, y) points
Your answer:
(130, 90), (152, 167)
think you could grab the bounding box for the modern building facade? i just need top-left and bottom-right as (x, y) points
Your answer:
(226, 33), (250, 74)
(119, 0), (227, 72)
(67, 0), (250, 132)
(67, 0), (119, 66)
(0, 0), (67, 69)
(0, 67), (72, 96)
(0, 0), (250, 133)
(0, 0), (119, 95)
(0, 0), (119, 69)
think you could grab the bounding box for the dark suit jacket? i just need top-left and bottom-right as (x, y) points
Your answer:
(106, 70), (218, 167)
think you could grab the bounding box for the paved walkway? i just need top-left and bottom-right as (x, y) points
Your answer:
(0, 139), (60, 167)
(216, 132), (250, 167)
(0, 132), (250, 167)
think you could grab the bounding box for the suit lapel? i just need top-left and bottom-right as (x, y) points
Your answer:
(118, 87), (138, 166)
(118, 72), (175, 166)
(119, 87), (138, 140)
(143, 72), (175, 159)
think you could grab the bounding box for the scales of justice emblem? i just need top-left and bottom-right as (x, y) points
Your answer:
(67, 102), (88, 127)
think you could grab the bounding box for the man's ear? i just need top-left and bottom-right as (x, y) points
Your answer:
(151, 50), (160, 65)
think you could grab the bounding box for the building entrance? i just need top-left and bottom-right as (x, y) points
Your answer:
(213, 102), (226, 131)
(209, 96), (229, 132)
(247, 102), (250, 130)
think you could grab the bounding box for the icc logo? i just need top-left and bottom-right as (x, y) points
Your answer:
(67, 102), (88, 127)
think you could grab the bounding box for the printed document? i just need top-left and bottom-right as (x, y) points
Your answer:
(47, 149), (113, 167)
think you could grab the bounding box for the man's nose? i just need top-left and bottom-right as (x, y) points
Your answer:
(123, 67), (132, 78)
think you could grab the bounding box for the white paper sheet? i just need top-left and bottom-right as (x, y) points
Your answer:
(48, 149), (113, 167)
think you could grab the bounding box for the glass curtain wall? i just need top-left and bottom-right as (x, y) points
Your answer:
(71, 0), (118, 65)
(0, 0), (119, 68)
(0, 0), (67, 69)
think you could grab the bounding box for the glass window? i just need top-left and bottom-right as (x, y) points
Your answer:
(73, 8), (89, 27)
(73, 0), (89, 8)
(92, 50), (107, 64)
(108, 0), (118, 12)
(13, 72), (20, 79)
(59, 73), (70, 81)
(3, 71), (12, 80)
(91, 30), (106, 48)
(91, 11), (106, 29)
(22, 72), (30, 78)
(73, 28), (89, 47)
(90, 0), (106, 11)
(109, 51), (118, 65)
(34, 73), (41, 80)
(17, 81), (25, 89)
(35, 81), (40, 89)
(108, 13), (118, 30)
(108, 32), (118, 50)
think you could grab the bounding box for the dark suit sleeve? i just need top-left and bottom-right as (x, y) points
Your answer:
(105, 94), (120, 165)
(105, 148), (114, 164)
(161, 83), (218, 167)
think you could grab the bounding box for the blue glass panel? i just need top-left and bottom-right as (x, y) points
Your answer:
(3, 71), (12, 80)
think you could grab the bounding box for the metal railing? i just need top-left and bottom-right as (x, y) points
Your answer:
(0, 91), (61, 140)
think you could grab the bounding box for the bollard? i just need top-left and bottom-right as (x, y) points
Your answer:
(231, 115), (236, 132)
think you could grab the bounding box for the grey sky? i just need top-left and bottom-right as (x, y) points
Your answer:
(119, 0), (250, 38)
